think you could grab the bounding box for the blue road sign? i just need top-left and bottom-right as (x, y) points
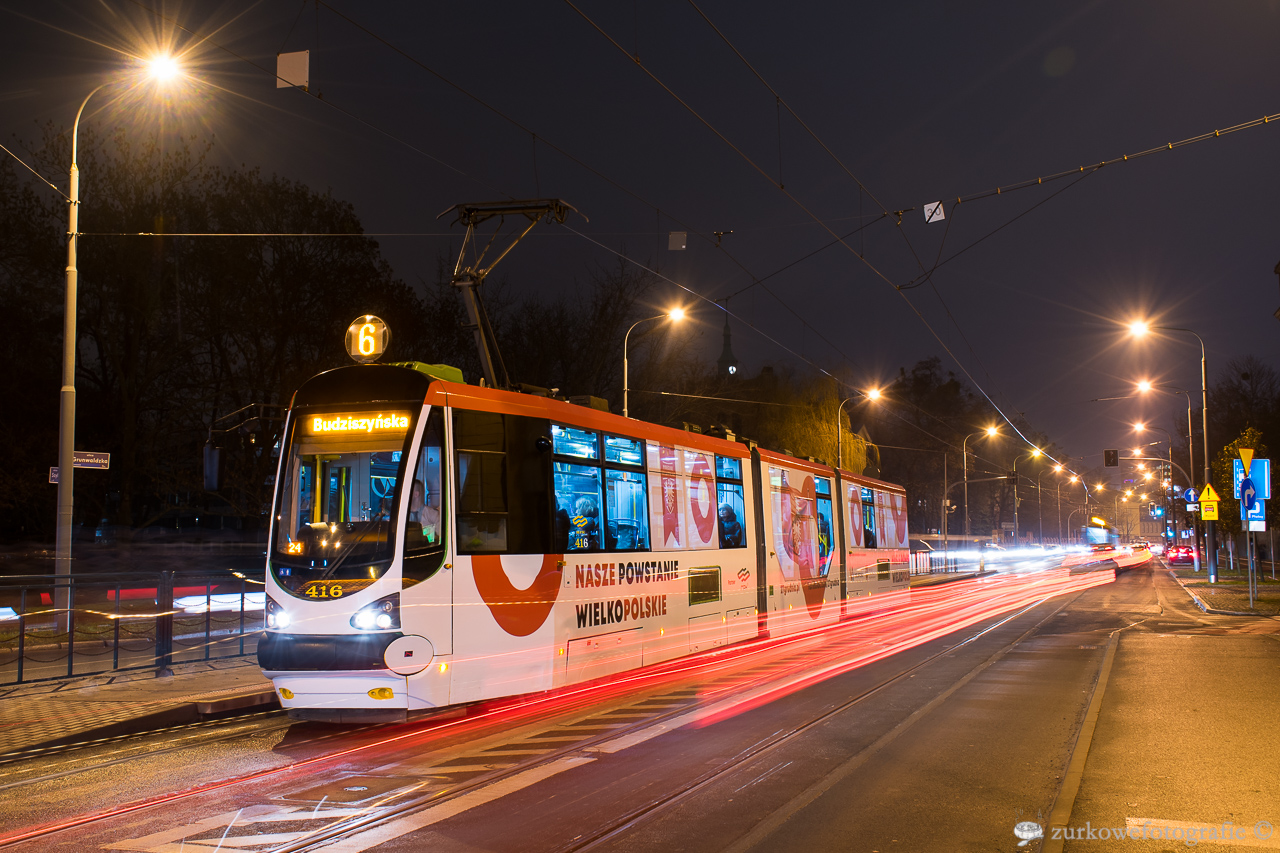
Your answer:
(1242, 477), (1258, 512)
(1182, 487), (1197, 503)
(1243, 496), (1265, 522)
(1233, 458), (1271, 500)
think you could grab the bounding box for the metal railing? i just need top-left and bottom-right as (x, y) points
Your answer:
(0, 570), (264, 686)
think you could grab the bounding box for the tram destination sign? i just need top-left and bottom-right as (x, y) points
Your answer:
(305, 412), (410, 435)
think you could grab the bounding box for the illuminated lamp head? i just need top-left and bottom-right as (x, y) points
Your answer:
(146, 54), (180, 82)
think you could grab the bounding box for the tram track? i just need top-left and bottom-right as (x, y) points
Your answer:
(0, 570), (1110, 850)
(257, 591), (1082, 853)
(0, 710), (293, 792)
(0, 619), (857, 848)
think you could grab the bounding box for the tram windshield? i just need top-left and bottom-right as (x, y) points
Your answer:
(270, 408), (417, 590)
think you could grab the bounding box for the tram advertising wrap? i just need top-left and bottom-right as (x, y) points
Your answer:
(258, 362), (911, 722)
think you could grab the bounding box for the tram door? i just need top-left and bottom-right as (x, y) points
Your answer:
(402, 407), (452, 654)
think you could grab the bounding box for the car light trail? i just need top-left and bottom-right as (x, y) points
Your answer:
(0, 568), (1113, 847)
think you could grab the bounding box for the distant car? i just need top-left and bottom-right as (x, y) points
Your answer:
(1168, 545), (1196, 565)
(1089, 543), (1113, 553)
(1148, 541), (1165, 556)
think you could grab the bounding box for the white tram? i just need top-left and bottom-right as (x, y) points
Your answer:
(260, 361), (910, 721)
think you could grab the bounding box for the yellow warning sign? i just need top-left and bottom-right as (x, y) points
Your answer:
(1201, 501), (1219, 520)
(1199, 483), (1221, 503)
(1240, 448), (1254, 473)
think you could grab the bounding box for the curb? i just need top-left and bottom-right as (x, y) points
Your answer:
(1, 688), (281, 756)
(1165, 569), (1257, 616)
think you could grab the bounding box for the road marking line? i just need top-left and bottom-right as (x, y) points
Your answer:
(311, 756), (594, 851)
(102, 806), (371, 851)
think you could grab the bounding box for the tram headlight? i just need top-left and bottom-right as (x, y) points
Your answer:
(350, 594), (400, 631)
(265, 595), (291, 630)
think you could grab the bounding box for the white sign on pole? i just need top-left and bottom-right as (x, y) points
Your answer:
(276, 50), (310, 90)
(924, 201), (945, 223)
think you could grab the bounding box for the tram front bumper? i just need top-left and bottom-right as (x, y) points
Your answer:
(266, 671), (409, 723)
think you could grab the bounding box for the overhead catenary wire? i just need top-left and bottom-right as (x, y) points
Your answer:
(106, 0), (873, 376)
(114, 1), (1082, 478)
(565, 1), (1069, 469)
(0, 142), (69, 200)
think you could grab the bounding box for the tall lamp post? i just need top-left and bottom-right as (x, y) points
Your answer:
(1052, 464), (1065, 542)
(1134, 423), (1175, 546)
(836, 387), (880, 471)
(1129, 321), (1215, 580)
(56, 58), (181, 619)
(963, 426), (1000, 539)
(622, 307), (683, 418)
(1138, 381), (1201, 570)
(1012, 449), (1042, 544)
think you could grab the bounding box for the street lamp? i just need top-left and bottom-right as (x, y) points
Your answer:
(836, 387), (880, 471)
(1135, 422), (1175, 547)
(56, 56), (183, 610)
(963, 426), (999, 539)
(1129, 321), (1216, 580)
(1052, 464), (1065, 542)
(1137, 380), (1201, 567)
(622, 308), (684, 418)
(1013, 448), (1042, 544)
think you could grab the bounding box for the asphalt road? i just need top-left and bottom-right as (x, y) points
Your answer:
(1, 562), (1275, 852)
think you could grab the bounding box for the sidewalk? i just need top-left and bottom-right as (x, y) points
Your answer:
(0, 656), (277, 757)
(1049, 569), (1280, 850)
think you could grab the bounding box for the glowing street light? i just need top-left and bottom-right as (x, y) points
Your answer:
(836, 387), (882, 470)
(963, 426), (1000, 538)
(147, 55), (181, 81)
(56, 55), (185, 620)
(1128, 318), (1215, 579)
(622, 308), (684, 418)
(1013, 448), (1042, 543)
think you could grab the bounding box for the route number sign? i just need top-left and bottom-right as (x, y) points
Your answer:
(345, 315), (391, 364)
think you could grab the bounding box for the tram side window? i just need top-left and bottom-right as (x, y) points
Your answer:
(556, 462), (603, 551)
(715, 455), (746, 549)
(605, 469), (648, 551)
(552, 427), (650, 554)
(861, 487), (878, 549)
(815, 477), (834, 574)
(405, 409), (444, 553)
(455, 410), (508, 553)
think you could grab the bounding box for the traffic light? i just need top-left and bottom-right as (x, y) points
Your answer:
(1104, 449), (1119, 468)
(1005, 470), (1016, 483)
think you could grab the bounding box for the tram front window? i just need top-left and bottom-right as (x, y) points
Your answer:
(271, 408), (415, 592)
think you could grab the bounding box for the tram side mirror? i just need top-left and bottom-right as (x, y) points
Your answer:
(203, 442), (224, 492)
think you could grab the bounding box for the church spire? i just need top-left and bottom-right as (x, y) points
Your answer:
(717, 307), (740, 376)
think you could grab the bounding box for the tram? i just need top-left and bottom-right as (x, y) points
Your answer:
(259, 349), (910, 722)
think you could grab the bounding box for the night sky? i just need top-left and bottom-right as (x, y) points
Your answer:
(4, 0), (1280, 473)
